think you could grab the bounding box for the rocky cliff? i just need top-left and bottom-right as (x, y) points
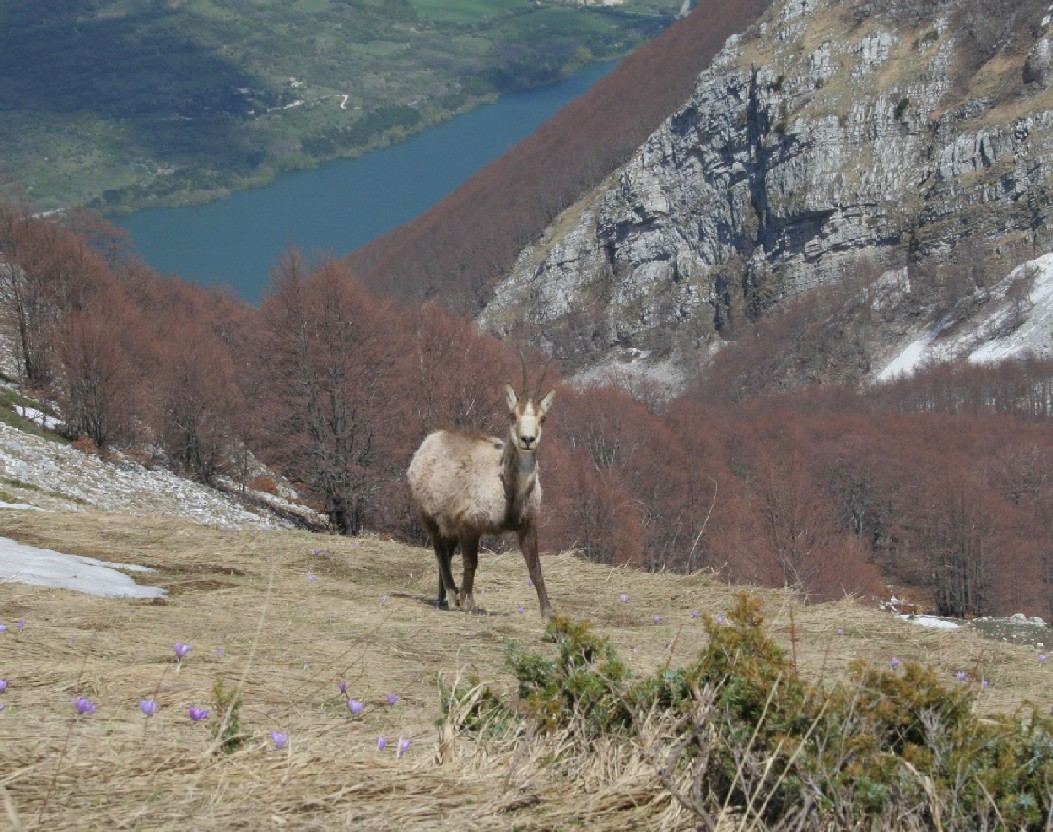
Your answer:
(479, 0), (1053, 379)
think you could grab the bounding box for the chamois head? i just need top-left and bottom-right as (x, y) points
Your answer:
(505, 353), (555, 453)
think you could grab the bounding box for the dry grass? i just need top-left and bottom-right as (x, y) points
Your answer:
(0, 508), (1050, 829)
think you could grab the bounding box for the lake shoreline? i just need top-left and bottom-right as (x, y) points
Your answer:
(115, 60), (619, 304)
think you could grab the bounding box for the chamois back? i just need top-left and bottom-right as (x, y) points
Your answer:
(407, 430), (541, 539)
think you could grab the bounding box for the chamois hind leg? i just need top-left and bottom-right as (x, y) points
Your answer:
(459, 531), (480, 613)
(433, 536), (459, 609)
(518, 525), (552, 618)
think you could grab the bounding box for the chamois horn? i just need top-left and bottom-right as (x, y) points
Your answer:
(534, 355), (553, 399)
(517, 345), (529, 396)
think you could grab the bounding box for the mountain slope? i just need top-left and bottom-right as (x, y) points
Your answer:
(0, 392), (320, 531)
(478, 0), (1053, 377)
(346, 0), (773, 310)
(876, 252), (1053, 379)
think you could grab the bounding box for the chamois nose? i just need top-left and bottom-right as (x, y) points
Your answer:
(520, 434), (536, 449)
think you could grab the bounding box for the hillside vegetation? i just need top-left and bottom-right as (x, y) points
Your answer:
(1, 509), (1051, 829)
(0, 0), (681, 212)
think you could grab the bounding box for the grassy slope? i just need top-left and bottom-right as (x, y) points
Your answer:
(1, 508), (1048, 829)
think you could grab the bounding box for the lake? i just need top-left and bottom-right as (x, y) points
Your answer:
(116, 61), (618, 303)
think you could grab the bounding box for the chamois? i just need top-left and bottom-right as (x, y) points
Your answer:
(407, 357), (556, 618)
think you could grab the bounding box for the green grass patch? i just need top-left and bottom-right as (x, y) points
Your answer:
(0, 388), (65, 443)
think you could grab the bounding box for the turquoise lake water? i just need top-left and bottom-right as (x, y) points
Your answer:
(116, 61), (617, 303)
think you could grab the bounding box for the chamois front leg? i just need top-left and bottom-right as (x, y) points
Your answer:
(518, 525), (552, 618)
(459, 532), (480, 613)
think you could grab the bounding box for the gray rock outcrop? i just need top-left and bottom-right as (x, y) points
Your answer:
(479, 0), (1053, 371)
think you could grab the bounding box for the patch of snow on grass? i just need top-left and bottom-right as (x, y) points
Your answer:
(13, 404), (62, 431)
(899, 614), (960, 630)
(0, 537), (165, 599)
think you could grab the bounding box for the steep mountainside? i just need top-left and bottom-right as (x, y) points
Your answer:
(347, 0), (772, 309)
(480, 0), (1053, 379)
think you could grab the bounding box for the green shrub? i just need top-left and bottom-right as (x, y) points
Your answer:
(490, 594), (1053, 829)
(508, 615), (631, 735)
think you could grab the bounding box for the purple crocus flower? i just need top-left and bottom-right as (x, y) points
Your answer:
(0, 624), (6, 633)
(17, 619), (25, 632)
(652, 615), (661, 624)
(397, 738), (411, 758)
(272, 731), (289, 750)
(139, 699), (159, 716)
(377, 736), (387, 751)
(890, 657), (901, 669)
(1040, 654), (1049, 664)
(619, 594), (628, 603)
(0, 680), (7, 693)
(385, 694), (400, 706)
(517, 606), (525, 614)
(337, 680), (348, 695)
(690, 610), (700, 619)
(216, 648), (225, 658)
(173, 642), (192, 660)
(836, 628), (844, 635)
(73, 697), (95, 715)
(189, 706), (209, 721)
(955, 671), (968, 682)
(348, 699), (364, 716)
(715, 615), (727, 625)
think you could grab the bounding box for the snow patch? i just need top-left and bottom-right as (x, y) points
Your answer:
(0, 537), (165, 599)
(875, 252), (1053, 381)
(875, 329), (938, 381)
(898, 614), (960, 630)
(13, 404), (62, 431)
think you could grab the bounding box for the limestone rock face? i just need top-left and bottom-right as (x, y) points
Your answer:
(479, 0), (1053, 372)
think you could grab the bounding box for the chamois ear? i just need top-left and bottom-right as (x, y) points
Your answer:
(505, 383), (519, 412)
(538, 389), (556, 417)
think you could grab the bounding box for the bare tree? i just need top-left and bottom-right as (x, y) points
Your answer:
(257, 252), (399, 534)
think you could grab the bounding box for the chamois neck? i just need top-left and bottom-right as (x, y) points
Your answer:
(501, 438), (537, 522)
